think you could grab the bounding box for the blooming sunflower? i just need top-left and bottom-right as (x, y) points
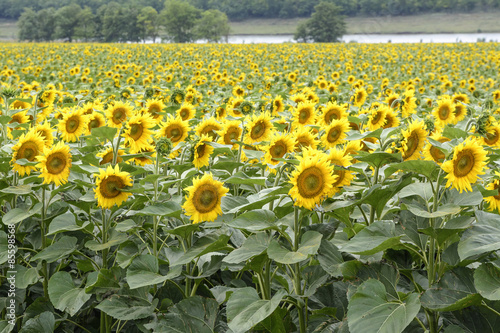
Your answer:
(264, 133), (295, 166)
(383, 108), (401, 129)
(272, 95), (285, 116)
(86, 112), (106, 135)
(195, 117), (221, 141)
(423, 132), (450, 164)
(292, 101), (316, 127)
(145, 98), (165, 123)
(58, 107), (88, 142)
(176, 103), (195, 121)
(244, 112), (273, 145)
(288, 153), (336, 210)
(353, 88), (368, 107)
(130, 143), (156, 166)
(319, 101), (348, 126)
(481, 125), (500, 147)
(402, 90), (417, 118)
(399, 120), (427, 161)
(105, 101), (133, 128)
(156, 116), (190, 147)
(432, 98), (456, 127)
(484, 173), (500, 212)
(321, 118), (350, 148)
(441, 138), (488, 193)
(94, 164), (133, 209)
(293, 127), (319, 152)
(217, 120), (242, 149)
(8, 110), (30, 139)
(11, 130), (45, 176)
(228, 97), (244, 118)
(453, 103), (467, 123)
(367, 105), (388, 131)
(36, 141), (72, 186)
(34, 122), (54, 147)
(343, 140), (363, 162)
(326, 148), (354, 194)
(124, 114), (155, 151)
(182, 173), (229, 224)
(97, 146), (124, 165)
(193, 134), (214, 169)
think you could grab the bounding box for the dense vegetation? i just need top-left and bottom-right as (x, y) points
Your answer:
(2, 0), (500, 20)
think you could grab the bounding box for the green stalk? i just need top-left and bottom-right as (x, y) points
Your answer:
(41, 186), (49, 299)
(153, 153), (160, 258)
(293, 206), (306, 333)
(368, 166), (380, 225)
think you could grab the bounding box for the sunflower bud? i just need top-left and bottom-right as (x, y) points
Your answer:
(156, 137), (173, 157)
(239, 101), (253, 116)
(170, 89), (185, 104)
(1, 86), (18, 99)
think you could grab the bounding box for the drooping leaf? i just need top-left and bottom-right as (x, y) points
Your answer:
(96, 296), (158, 321)
(458, 210), (500, 260)
(223, 233), (271, 264)
(47, 212), (90, 235)
(48, 272), (91, 316)
(173, 233), (231, 266)
(267, 231), (322, 264)
(19, 311), (55, 333)
(474, 263), (500, 301)
(31, 236), (77, 263)
(384, 159), (439, 179)
(406, 203), (461, 218)
(226, 209), (278, 232)
(317, 240), (344, 277)
(421, 288), (482, 312)
(341, 220), (401, 255)
(126, 254), (168, 289)
(3, 203), (42, 225)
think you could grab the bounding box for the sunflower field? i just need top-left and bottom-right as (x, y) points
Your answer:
(1, 42), (500, 333)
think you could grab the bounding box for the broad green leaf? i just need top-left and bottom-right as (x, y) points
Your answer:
(0, 321), (14, 333)
(85, 230), (128, 251)
(458, 210), (500, 260)
(85, 269), (121, 294)
(47, 212), (90, 235)
(126, 254), (168, 289)
(0, 231), (8, 265)
(474, 263), (500, 301)
(226, 209), (277, 231)
(267, 231), (323, 264)
(144, 296), (218, 333)
(14, 264), (38, 289)
(406, 203), (461, 218)
(226, 172), (267, 186)
(421, 288), (482, 312)
(384, 159), (439, 179)
(221, 195), (249, 213)
(342, 220), (401, 255)
(443, 126), (468, 139)
(173, 233), (231, 266)
(131, 201), (181, 218)
(223, 233), (271, 264)
(317, 240), (344, 277)
(96, 296), (157, 320)
(48, 272), (91, 316)
(347, 280), (420, 333)
(91, 126), (117, 142)
(356, 151), (401, 168)
(448, 188), (484, 207)
(31, 236), (77, 263)
(0, 185), (32, 195)
(3, 203), (42, 225)
(166, 223), (200, 239)
(398, 182), (434, 201)
(227, 288), (286, 333)
(19, 312), (54, 333)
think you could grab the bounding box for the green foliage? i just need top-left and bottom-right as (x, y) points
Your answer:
(294, 2), (346, 43)
(160, 0), (201, 43)
(196, 9), (230, 43)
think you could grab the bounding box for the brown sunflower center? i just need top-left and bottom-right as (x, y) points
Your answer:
(46, 152), (67, 174)
(196, 143), (206, 158)
(270, 141), (287, 160)
(485, 129), (499, 145)
(201, 125), (219, 140)
(100, 175), (125, 198)
(298, 109), (311, 123)
(371, 111), (382, 124)
(166, 125), (183, 142)
(18, 141), (39, 161)
(66, 116), (80, 133)
(224, 128), (240, 144)
(250, 121), (265, 140)
(439, 105), (451, 120)
(404, 132), (419, 159)
(297, 166), (325, 198)
(129, 123), (144, 141)
(328, 127), (341, 143)
(454, 149), (475, 177)
(112, 107), (127, 124)
(324, 110), (339, 124)
(193, 184), (219, 213)
(89, 118), (101, 130)
(295, 136), (311, 152)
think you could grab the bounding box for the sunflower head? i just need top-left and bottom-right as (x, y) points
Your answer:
(399, 120), (427, 161)
(11, 130), (45, 176)
(245, 112), (273, 144)
(94, 164), (133, 209)
(105, 101), (133, 128)
(192, 134), (214, 169)
(170, 89), (185, 104)
(321, 118), (350, 148)
(36, 141), (72, 186)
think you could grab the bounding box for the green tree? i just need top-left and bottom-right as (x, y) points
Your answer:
(160, 0), (201, 43)
(18, 8), (38, 41)
(195, 9), (230, 42)
(36, 8), (57, 41)
(74, 6), (96, 42)
(137, 6), (160, 42)
(54, 4), (82, 42)
(294, 1), (346, 43)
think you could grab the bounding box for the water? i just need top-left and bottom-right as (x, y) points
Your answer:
(224, 33), (500, 44)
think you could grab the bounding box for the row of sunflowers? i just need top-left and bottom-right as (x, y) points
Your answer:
(1, 42), (500, 333)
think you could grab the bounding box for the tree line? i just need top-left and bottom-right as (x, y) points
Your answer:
(3, 0), (500, 21)
(18, 1), (230, 43)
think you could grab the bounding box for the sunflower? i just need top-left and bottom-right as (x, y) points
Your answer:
(453, 103), (467, 123)
(294, 127), (319, 152)
(94, 164), (133, 209)
(244, 112), (273, 145)
(481, 125), (500, 147)
(34, 122), (54, 147)
(124, 114), (155, 151)
(484, 173), (500, 212)
(232, 85), (245, 97)
(86, 112), (106, 135)
(319, 101), (348, 126)
(423, 132), (450, 164)
(441, 138), (488, 193)
(401, 90), (417, 118)
(291, 93), (307, 105)
(399, 120), (427, 161)
(292, 101), (316, 127)
(7, 110), (30, 139)
(193, 134), (214, 169)
(264, 133), (295, 166)
(343, 140), (363, 162)
(130, 143), (156, 166)
(321, 118), (350, 148)
(176, 103), (195, 121)
(36, 141), (72, 186)
(182, 173), (229, 224)
(383, 108), (401, 129)
(326, 148), (354, 194)
(156, 116), (190, 147)
(11, 130), (45, 176)
(272, 95), (285, 116)
(145, 98), (165, 123)
(289, 153), (336, 210)
(452, 93), (470, 105)
(58, 107), (88, 142)
(367, 105), (388, 131)
(227, 97), (244, 117)
(353, 88), (368, 107)
(433, 98), (456, 127)
(195, 117), (221, 141)
(105, 101), (133, 128)
(217, 120), (242, 149)
(97, 146), (124, 165)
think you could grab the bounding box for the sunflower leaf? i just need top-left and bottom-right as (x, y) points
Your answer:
(267, 231), (322, 264)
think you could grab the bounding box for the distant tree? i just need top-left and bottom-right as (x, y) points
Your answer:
(74, 6), (96, 42)
(294, 2), (346, 43)
(37, 8), (57, 41)
(18, 8), (38, 41)
(160, 0), (201, 43)
(54, 4), (82, 42)
(137, 6), (159, 42)
(195, 9), (230, 42)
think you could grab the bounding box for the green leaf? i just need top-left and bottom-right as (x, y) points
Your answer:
(0, 231), (8, 265)
(406, 203), (461, 218)
(317, 240), (344, 277)
(47, 212), (90, 235)
(421, 288), (482, 312)
(355, 151), (401, 168)
(91, 126), (117, 142)
(226, 209), (278, 231)
(347, 280), (421, 333)
(474, 263), (500, 301)
(443, 126), (468, 139)
(267, 231), (322, 264)
(166, 223), (200, 239)
(19, 312), (54, 333)
(223, 233), (271, 264)
(85, 269), (121, 294)
(131, 201), (181, 218)
(458, 210), (500, 260)
(85, 230), (128, 251)
(448, 188), (484, 207)
(398, 182), (434, 201)
(384, 159), (439, 179)
(126, 254), (168, 289)
(227, 288), (286, 333)
(48, 271), (91, 316)
(0, 185), (32, 195)
(144, 296), (218, 333)
(31, 236), (77, 263)
(0, 321), (14, 333)
(14, 264), (38, 289)
(342, 220), (401, 255)
(226, 172), (267, 186)
(173, 233), (231, 266)
(96, 296), (158, 321)
(3, 203), (42, 225)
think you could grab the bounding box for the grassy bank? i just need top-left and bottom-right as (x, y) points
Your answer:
(229, 11), (500, 35)
(0, 19), (17, 40)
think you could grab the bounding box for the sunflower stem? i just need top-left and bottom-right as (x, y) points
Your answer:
(112, 129), (123, 166)
(41, 186), (49, 300)
(293, 206), (306, 333)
